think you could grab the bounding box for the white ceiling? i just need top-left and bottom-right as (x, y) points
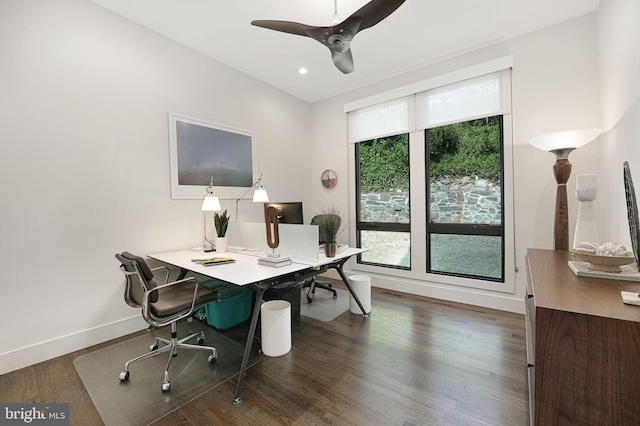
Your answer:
(88, 0), (600, 103)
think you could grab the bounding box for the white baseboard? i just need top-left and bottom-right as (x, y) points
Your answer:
(320, 269), (524, 314)
(0, 315), (148, 375)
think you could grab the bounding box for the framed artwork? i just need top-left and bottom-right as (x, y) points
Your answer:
(168, 113), (257, 199)
(321, 169), (338, 189)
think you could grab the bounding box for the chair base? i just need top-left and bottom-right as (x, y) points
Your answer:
(303, 277), (337, 303)
(119, 321), (217, 392)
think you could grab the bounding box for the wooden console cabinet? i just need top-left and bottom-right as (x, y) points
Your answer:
(525, 249), (640, 425)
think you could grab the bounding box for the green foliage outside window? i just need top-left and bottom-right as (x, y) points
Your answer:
(358, 134), (409, 192)
(429, 116), (501, 183)
(358, 116), (501, 192)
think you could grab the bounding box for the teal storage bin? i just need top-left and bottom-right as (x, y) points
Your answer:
(200, 280), (254, 330)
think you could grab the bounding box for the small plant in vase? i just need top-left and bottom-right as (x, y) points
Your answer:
(316, 206), (342, 257)
(214, 210), (229, 252)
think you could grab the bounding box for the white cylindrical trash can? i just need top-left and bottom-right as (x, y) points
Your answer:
(349, 275), (371, 314)
(260, 300), (291, 357)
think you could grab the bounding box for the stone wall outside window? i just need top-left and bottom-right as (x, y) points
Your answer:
(360, 177), (501, 225)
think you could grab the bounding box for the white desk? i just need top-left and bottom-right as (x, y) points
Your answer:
(148, 247), (366, 403)
(148, 249), (311, 285)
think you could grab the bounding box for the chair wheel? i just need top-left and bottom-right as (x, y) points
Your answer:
(150, 344), (159, 351)
(307, 296), (313, 303)
(208, 354), (217, 364)
(162, 381), (170, 392)
(333, 293), (338, 299)
(119, 371), (130, 381)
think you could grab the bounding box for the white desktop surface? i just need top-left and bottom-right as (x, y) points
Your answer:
(297, 247), (366, 268)
(148, 249), (311, 286)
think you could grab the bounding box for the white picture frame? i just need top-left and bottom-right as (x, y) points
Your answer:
(168, 113), (257, 199)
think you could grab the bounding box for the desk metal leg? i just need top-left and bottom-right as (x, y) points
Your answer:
(333, 260), (369, 317)
(233, 284), (266, 404)
(177, 268), (188, 280)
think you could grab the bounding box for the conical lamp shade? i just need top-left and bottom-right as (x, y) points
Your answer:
(201, 195), (221, 211)
(252, 188), (269, 202)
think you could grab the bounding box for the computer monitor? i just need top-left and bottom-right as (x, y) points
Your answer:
(263, 202), (304, 224)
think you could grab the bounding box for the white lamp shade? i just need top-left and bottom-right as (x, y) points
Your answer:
(201, 195), (221, 211)
(529, 128), (601, 152)
(252, 188), (269, 202)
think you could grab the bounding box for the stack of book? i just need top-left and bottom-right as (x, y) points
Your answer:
(258, 256), (292, 267)
(191, 257), (236, 266)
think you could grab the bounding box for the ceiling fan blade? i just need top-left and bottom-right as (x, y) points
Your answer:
(251, 0), (405, 74)
(251, 20), (317, 37)
(331, 48), (355, 74)
(345, 0), (406, 32)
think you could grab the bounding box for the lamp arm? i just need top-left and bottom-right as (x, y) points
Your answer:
(203, 215), (215, 252)
(234, 173), (264, 221)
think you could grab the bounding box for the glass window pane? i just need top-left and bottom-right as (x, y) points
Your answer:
(429, 234), (502, 279)
(428, 117), (502, 225)
(358, 135), (410, 223)
(360, 231), (410, 268)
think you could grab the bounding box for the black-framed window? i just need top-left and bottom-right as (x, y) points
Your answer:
(426, 116), (505, 281)
(355, 134), (410, 269)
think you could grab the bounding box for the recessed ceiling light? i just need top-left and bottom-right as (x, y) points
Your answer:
(299, 68), (308, 75)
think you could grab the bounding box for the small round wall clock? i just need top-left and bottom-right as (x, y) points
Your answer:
(321, 169), (338, 189)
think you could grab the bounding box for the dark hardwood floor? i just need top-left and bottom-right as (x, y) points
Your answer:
(0, 280), (529, 425)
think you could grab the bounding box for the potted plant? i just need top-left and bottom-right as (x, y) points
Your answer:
(316, 206), (342, 257)
(214, 209), (230, 252)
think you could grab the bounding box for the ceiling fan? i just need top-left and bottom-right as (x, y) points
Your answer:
(251, 0), (406, 74)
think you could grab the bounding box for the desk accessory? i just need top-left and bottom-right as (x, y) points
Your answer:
(621, 291), (640, 306)
(192, 257), (236, 266)
(258, 256), (292, 267)
(568, 260), (640, 281)
(264, 205), (281, 258)
(201, 177), (222, 252)
(569, 249), (634, 272)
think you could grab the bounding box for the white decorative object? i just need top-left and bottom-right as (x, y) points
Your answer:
(573, 174), (599, 250)
(215, 237), (227, 253)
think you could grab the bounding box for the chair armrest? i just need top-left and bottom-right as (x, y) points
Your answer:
(142, 277), (213, 327)
(150, 265), (171, 285)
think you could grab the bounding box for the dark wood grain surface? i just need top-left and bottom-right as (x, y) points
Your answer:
(527, 249), (640, 321)
(1, 280), (529, 425)
(527, 249), (640, 426)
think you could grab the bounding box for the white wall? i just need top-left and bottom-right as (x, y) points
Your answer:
(0, 0), (311, 373)
(597, 0), (640, 247)
(3, 0), (628, 373)
(310, 14), (601, 313)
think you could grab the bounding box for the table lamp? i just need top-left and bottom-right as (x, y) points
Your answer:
(234, 172), (269, 221)
(529, 128), (601, 250)
(201, 177), (221, 252)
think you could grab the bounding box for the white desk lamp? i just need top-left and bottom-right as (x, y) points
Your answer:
(234, 172), (269, 221)
(529, 128), (601, 250)
(201, 177), (221, 252)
